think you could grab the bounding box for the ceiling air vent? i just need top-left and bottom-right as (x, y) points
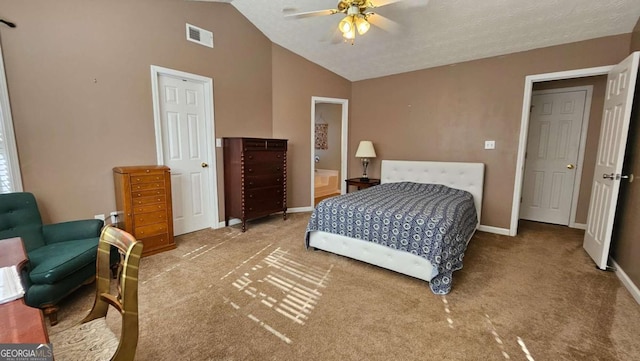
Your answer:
(186, 23), (213, 48)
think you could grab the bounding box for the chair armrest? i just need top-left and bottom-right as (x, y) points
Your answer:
(42, 219), (104, 244)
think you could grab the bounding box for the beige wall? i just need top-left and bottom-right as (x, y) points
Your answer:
(1, 0), (272, 223)
(631, 17), (640, 53)
(350, 34), (631, 228)
(611, 17), (640, 299)
(314, 103), (342, 174)
(272, 44), (351, 209)
(532, 76), (607, 224)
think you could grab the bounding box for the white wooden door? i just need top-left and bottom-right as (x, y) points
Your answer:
(520, 90), (586, 225)
(158, 74), (212, 235)
(584, 51), (640, 270)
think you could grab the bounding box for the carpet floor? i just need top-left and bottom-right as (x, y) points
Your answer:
(48, 213), (640, 360)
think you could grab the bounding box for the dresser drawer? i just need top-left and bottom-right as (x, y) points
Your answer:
(132, 195), (166, 206)
(131, 181), (164, 191)
(131, 174), (166, 184)
(244, 151), (285, 164)
(242, 139), (266, 151)
(133, 203), (167, 214)
(245, 174), (284, 189)
(266, 139), (287, 150)
(244, 162), (284, 176)
(140, 234), (171, 251)
(134, 210), (167, 227)
(132, 188), (165, 198)
(246, 198), (283, 217)
(134, 223), (168, 238)
(246, 187), (283, 202)
(131, 188), (165, 198)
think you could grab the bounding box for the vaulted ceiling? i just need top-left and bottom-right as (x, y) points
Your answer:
(204, 0), (640, 81)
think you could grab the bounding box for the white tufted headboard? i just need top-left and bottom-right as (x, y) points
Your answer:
(380, 160), (485, 222)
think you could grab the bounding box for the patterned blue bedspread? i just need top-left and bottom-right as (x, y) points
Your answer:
(305, 182), (478, 294)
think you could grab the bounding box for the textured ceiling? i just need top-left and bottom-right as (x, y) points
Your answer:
(208, 0), (640, 81)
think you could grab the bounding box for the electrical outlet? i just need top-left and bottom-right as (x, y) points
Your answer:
(484, 140), (496, 150)
(109, 211), (118, 225)
(94, 214), (105, 221)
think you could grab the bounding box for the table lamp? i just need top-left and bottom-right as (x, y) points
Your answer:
(355, 140), (376, 180)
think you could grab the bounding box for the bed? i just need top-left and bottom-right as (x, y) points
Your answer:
(305, 160), (484, 294)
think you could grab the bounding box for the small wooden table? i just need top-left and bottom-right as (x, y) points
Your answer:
(0, 237), (49, 344)
(345, 178), (381, 193)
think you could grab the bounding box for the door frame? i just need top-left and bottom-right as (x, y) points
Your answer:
(521, 85), (594, 228)
(511, 65), (613, 236)
(310, 96), (349, 206)
(150, 65), (219, 229)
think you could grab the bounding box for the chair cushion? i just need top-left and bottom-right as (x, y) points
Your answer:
(51, 318), (119, 361)
(0, 192), (45, 252)
(28, 238), (99, 284)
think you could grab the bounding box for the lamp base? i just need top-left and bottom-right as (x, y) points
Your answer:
(359, 176), (369, 181)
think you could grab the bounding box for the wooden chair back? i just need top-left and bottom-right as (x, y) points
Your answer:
(83, 225), (143, 361)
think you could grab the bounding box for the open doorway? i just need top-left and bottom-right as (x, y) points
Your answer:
(511, 66), (612, 236)
(310, 97), (348, 207)
(519, 85), (595, 228)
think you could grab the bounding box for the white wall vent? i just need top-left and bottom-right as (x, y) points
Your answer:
(186, 23), (213, 48)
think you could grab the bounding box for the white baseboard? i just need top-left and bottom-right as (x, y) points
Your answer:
(217, 218), (241, 228)
(612, 260), (640, 305)
(217, 209), (312, 229)
(570, 222), (586, 230)
(477, 225), (511, 235)
(288, 206), (314, 213)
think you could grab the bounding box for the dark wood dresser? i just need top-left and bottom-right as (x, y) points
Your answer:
(223, 137), (288, 232)
(113, 165), (175, 256)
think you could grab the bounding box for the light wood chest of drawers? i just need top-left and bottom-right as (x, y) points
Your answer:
(223, 137), (288, 232)
(113, 165), (175, 256)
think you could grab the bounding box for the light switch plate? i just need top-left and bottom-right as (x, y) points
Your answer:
(484, 140), (496, 150)
(216, 138), (222, 147)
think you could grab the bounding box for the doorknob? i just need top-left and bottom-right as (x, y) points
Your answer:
(201, 162), (208, 168)
(567, 164), (575, 170)
(603, 173), (615, 180)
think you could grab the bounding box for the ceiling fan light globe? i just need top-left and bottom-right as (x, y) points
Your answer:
(338, 16), (354, 33)
(343, 28), (356, 40)
(355, 16), (370, 35)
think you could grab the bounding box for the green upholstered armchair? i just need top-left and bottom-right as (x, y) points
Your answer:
(0, 192), (104, 325)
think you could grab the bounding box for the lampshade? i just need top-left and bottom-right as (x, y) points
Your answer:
(338, 15), (354, 33)
(355, 15), (370, 35)
(355, 141), (376, 158)
(343, 28), (356, 40)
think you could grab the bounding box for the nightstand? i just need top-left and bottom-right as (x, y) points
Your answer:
(345, 178), (381, 193)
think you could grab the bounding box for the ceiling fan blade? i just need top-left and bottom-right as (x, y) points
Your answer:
(367, 13), (400, 33)
(368, 0), (403, 8)
(370, 0), (429, 8)
(283, 8), (337, 19)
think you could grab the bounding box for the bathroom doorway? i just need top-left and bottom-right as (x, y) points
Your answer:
(310, 97), (348, 206)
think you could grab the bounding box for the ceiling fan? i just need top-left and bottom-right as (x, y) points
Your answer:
(284, 0), (410, 43)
